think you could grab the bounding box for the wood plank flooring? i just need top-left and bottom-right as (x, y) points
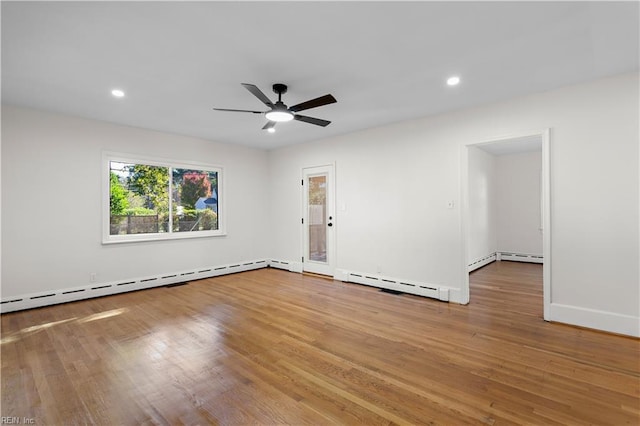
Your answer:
(1, 262), (639, 425)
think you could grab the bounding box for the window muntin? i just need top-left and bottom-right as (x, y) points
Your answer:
(104, 154), (223, 243)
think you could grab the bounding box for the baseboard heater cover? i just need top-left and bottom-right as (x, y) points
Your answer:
(0, 259), (269, 313)
(340, 271), (450, 302)
(468, 252), (543, 271)
(499, 252), (543, 263)
(468, 253), (497, 272)
(268, 259), (303, 273)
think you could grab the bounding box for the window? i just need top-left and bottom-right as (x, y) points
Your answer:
(103, 153), (224, 243)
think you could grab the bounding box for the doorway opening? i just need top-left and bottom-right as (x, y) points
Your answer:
(461, 130), (550, 320)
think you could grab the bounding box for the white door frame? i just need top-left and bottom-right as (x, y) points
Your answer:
(301, 164), (336, 276)
(460, 129), (551, 320)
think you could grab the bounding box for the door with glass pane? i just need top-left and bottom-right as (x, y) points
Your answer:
(302, 165), (335, 276)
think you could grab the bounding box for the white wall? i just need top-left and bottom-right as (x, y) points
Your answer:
(467, 146), (498, 264)
(468, 147), (542, 263)
(2, 73), (638, 336)
(1, 106), (270, 298)
(268, 72), (639, 336)
(269, 123), (463, 295)
(496, 150), (543, 255)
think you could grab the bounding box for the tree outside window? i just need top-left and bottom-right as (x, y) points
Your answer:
(107, 158), (221, 241)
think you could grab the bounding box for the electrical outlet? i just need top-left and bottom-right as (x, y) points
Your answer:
(89, 273), (97, 283)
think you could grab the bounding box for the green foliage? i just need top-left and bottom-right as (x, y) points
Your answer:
(180, 208), (198, 221)
(308, 176), (326, 205)
(180, 172), (212, 209)
(127, 192), (146, 209)
(110, 172), (130, 215)
(127, 164), (169, 213)
(199, 209), (218, 230)
(175, 208), (218, 231)
(123, 207), (155, 216)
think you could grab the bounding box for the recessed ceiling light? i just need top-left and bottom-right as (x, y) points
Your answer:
(447, 76), (460, 86)
(111, 89), (125, 98)
(267, 127), (276, 133)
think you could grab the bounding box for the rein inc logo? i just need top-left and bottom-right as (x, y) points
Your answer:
(1, 418), (34, 424)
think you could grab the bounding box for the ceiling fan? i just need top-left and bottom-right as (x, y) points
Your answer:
(214, 83), (337, 131)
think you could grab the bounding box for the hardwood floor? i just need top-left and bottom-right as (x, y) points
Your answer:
(1, 262), (638, 425)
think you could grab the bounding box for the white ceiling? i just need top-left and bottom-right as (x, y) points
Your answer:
(2, 1), (638, 150)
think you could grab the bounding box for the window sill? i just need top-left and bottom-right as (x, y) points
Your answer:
(102, 230), (227, 245)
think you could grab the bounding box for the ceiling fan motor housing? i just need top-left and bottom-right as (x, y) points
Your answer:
(272, 83), (288, 96)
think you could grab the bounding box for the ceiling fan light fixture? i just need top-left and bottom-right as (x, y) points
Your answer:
(265, 110), (294, 122)
(446, 76), (460, 86)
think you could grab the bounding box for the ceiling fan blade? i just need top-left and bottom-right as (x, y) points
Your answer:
(294, 115), (331, 127)
(262, 121), (276, 130)
(213, 108), (264, 114)
(241, 83), (274, 108)
(289, 94), (337, 113)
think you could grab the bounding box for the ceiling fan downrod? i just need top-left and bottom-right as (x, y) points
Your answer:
(272, 83), (287, 103)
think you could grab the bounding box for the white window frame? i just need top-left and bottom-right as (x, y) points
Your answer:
(102, 152), (226, 244)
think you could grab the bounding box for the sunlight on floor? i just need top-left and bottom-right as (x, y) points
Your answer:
(1, 307), (128, 345)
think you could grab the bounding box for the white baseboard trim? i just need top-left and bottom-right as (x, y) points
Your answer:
(0, 259), (269, 314)
(335, 269), (460, 303)
(268, 259), (303, 273)
(468, 253), (497, 272)
(549, 303), (639, 337)
(499, 252), (543, 263)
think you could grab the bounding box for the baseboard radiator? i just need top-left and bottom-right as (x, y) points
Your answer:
(468, 253), (497, 272)
(498, 252), (543, 263)
(0, 259), (269, 313)
(468, 251), (543, 272)
(339, 270), (450, 302)
(268, 259), (303, 273)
